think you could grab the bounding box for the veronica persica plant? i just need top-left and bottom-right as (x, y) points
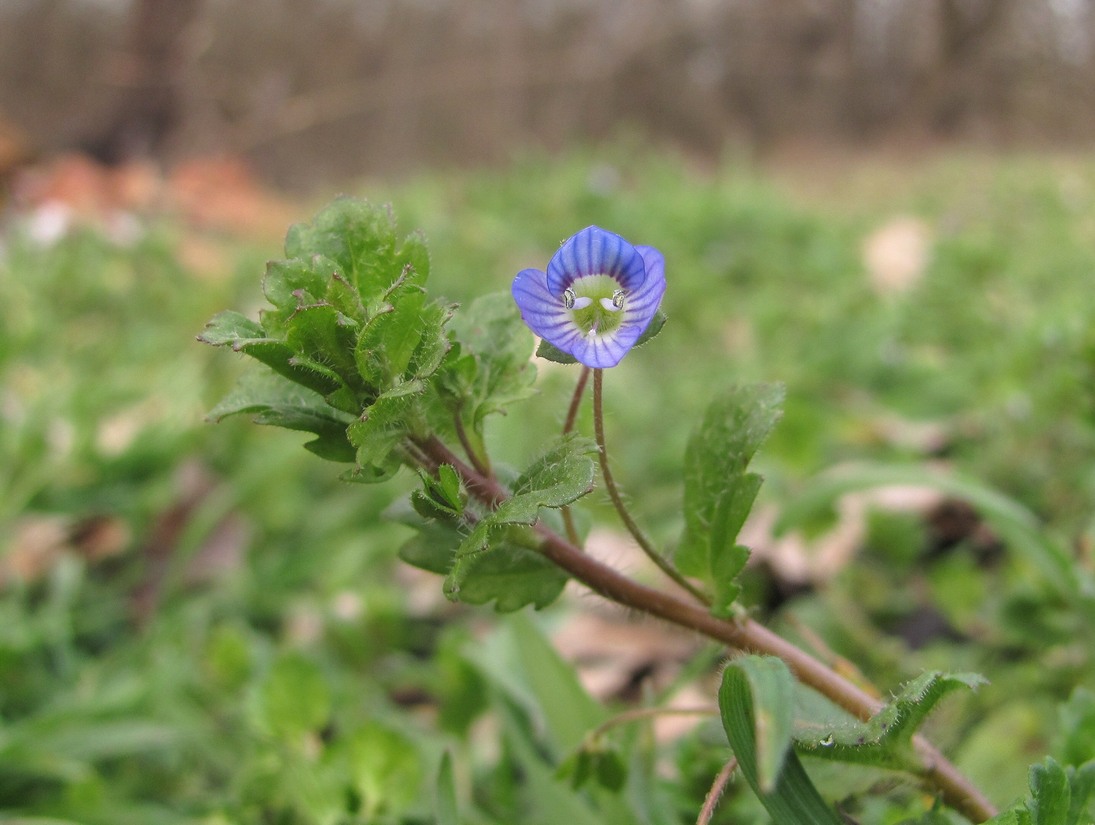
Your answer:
(200, 200), (1005, 825)
(511, 226), (666, 368)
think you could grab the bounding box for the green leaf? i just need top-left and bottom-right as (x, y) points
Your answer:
(456, 540), (569, 612)
(535, 337), (578, 365)
(1066, 761), (1095, 825)
(435, 751), (459, 825)
(719, 655), (843, 824)
(1028, 757), (1070, 825)
(795, 671), (986, 771)
(283, 197), (429, 305)
(488, 613), (607, 755)
(198, 310), (343, 396)
(677, 384), (784, 612)
(262, 254), (335, 314)
(1059, 689), (1095, 766)
(393, 496), (567, 611)
(284, 301), (361, 387)
(446, 292), (538, 428)
(345, 387), (423, 481)
(444, 434), (596, 599)
(206, 368), (356, 462)
(721, 655), (796, 793)
(411, 464), (466, 521)
(354, 268), (428, 387)
(258, 653), (331, 740)
(631, 309), (667, 350)
(196, 309), (266, 345)
(338, 721), (422, 817)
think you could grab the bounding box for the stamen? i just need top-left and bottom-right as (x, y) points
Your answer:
(612, 289), (626, 308)
(563, 288), (576, 309)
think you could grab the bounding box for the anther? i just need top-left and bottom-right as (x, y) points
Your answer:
(611, 289), (626, 309)
(563, 288), (576, 309)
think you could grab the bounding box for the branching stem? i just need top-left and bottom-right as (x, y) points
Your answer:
(409, 434), (998, 824)
(453, 410), (491, 478)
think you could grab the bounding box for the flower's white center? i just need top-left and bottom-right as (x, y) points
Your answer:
(562, 275), (628, 337)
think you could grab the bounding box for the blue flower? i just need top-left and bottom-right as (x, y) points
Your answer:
(512, 226), (666, 368)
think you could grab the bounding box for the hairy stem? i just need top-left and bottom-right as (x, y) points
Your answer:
(453, 410), (491, 478)
(409, 435), (997, 823)
(592, 369), (710, 603)
(697, 757), (738, 825)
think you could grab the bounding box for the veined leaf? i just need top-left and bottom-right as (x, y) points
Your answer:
(719, 655), (843, 824)
(677, 384), (784, 613)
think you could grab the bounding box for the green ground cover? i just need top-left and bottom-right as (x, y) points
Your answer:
(1, 146), (1094, 823)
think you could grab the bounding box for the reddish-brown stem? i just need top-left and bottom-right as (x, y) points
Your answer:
(697, 757), (738, 825)
(563, 366), (591, 434)
(453, 410), (491, 478)
(409, 434), (997, 823)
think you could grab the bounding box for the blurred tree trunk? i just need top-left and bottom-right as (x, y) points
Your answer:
(915, 0), (1013, 135)
(84, 0), (205, 164)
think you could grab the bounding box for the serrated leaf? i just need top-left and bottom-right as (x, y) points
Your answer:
(199, 312), (343, 396)
(719, 655), (843, 823)
(677, 384), (784, 611)
(456, 541), (568, 612)
(410, 300), (455, 380)
(354, 269), (429, 387)
(1028, 758), (1070, 825)
(795, 671), (986, 771)
(345, 388), (423, 481)
(445, 293), (538, 427)
(283, 197), (429, 304)
(262, 254), (337, 315)
(206, 368), (355, 461)
(444, 435), (596, 599)
(196, 310), (266, 346)
(393, 492), (567, 611)
(284, 302), (361, 387)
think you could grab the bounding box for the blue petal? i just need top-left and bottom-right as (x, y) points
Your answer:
(568, 333), (631, 369)
(546, 226), (647, 295)
(512, 267), (581, 348)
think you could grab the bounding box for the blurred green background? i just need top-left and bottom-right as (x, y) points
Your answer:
(2, 2), (1095, 822)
